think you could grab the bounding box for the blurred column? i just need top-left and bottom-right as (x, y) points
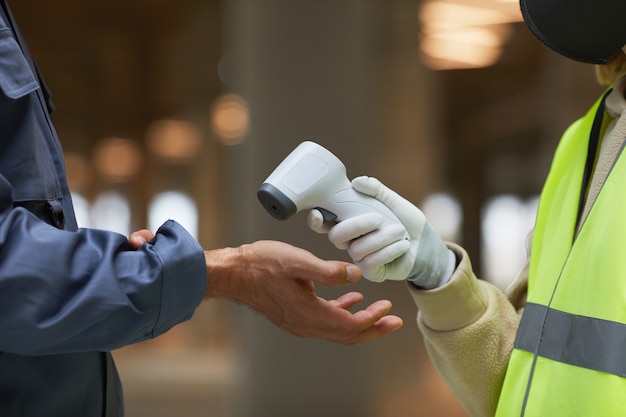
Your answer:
(221, 1), (463, 417)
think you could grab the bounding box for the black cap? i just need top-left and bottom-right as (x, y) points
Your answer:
(520, 0), (626, 64)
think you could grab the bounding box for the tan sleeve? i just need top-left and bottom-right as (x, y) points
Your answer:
(407, 243), (526, 417)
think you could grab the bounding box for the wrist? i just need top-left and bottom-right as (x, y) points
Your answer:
(408, 248), (456, 290)
(204, 246), (247, 300)
(408, 224), (456, 289)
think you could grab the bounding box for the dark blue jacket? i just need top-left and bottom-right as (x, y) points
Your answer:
(0, 2), (207, 415)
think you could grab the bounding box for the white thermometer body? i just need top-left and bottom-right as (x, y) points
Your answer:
(257, 141), (408, 239)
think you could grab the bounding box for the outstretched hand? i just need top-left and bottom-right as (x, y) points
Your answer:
(205, 240), (403, 345)
(129, 230), (403, 344)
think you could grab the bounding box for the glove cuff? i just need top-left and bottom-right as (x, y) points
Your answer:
(407, 224), (457, 290)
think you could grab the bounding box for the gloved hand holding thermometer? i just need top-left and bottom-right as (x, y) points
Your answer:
(257, 141), (455, 288)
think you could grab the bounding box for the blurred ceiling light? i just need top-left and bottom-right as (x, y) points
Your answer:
(93, 137), (143, 182)
(421, 26), (511, 69)
(210, 94), (249, 145)
(64, 152), (94, 192)
(422, 1), (510, 28)
(419, 0), (523, 70)
(421, 193), (463, 241)
(146, 119), (203, 162)
(91, 191), (132, 236)
(148, 191), (198, 239)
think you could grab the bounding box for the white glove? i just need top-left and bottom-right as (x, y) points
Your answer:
(307, 176), (456, 289)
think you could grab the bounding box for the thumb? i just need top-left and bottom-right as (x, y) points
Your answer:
(351, 176), (406, 211)
(313, 262), (362, 286)
(351, 176), (426, 237)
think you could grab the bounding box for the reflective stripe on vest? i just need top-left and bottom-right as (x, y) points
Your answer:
(496, 88), (626, 417)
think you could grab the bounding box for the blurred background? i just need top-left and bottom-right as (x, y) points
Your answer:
(12, 0), (604, 416)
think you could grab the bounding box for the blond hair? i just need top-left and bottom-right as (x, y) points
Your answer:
(596, 49), (626, 86)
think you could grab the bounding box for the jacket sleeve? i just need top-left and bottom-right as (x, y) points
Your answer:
(0, 174), (207, 355)
(407, 243), (526, 417)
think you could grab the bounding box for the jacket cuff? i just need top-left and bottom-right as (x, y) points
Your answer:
(150, 220), (207, 337)
(406, 242), (489, 332)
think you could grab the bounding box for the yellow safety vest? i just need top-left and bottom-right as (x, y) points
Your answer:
(496, 89), (626, 416)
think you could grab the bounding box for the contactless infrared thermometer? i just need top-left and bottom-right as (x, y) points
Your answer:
(257, 141), (409, 238)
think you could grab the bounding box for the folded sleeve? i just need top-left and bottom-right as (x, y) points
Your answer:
(0, 175), (207, 355)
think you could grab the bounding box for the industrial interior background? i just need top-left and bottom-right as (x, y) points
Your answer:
(11, 0), (603, 416)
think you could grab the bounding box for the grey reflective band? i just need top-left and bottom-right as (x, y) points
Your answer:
(516, 303), (626, 377)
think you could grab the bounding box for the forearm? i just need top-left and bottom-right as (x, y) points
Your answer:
(0, 210), (206, 355)
(409, 243), (521, 417)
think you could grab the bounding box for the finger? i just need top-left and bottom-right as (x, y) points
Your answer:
(356, 240), (413, 282)
(358, 239), (411, 269)
(249, 241), (362, 287)
(347, 223), (408, 262)
(329, 292), (365, 310)
(352, 176), (426, 233)
(306, 209), (334, 234)
(338, 300), (403, 344)
(328, 264), (362, 286)
(129, 229), (154, 249)
(308, 298), (401, 343)
(355, 299), (394, 320)
(352, 176), (404, 211)
(351, 175), (380, 197)
(344, 315), (404, 345)
(298, 261), (362, 287)
(327, 212), (383, 250)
